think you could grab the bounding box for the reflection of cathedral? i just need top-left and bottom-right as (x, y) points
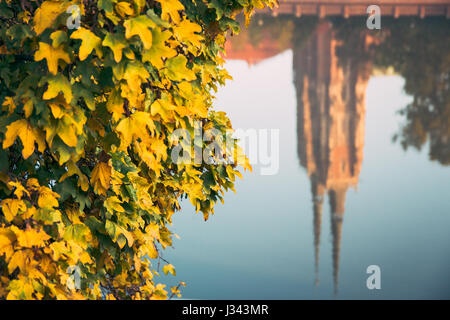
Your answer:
(294, 21), (371, 294)
(225, 20), (373, 294)
(225, 13), (450, 295)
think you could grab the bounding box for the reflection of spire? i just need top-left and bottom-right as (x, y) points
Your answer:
(311, 176), (324, 286)
(295, 21), (371, 294)
(329, 187), (347, 295)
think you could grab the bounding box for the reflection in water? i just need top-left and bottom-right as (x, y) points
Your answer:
(226, 15), (450, 294)
(294, 21), (370, 294)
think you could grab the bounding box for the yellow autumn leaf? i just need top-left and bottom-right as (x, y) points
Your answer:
(43, 74), (73, 103)
(165, 56), (196, 82)
(26, 178), (40, 192)
(115, 2), (134, 18)
(2, 119), (46, 159)
(70, 27), (103, 60)
(150, 98), (176, 123)
(37, 186), (60, 209)
(33, 0), (66, 35)
(1, 199), (26, 222)
(102, 33), (128, 63)
(162, 264), (176, 276)
(106, 89), (125, 122)
(91, 162), (111, 195)
(0, 228), (16, 258)
(173, 19), (203, 50)
(2, 97), (16, 115)
(115, 111), (156, 150)
(155, 0), (184, 24)
(16, 228), (51, 248)
(122, 61), (150, 93)
(57, 122), (78, 147)
(23, 99), (34, 118)
(8, 250), (32, 273)
(124, 15), (155, 50)
(7, 181), (30, 200)
(105, 196), (125, 213)
(142, 28), (177, 69)
(34, 42), (71, 75)
(50, 30), (68, 48)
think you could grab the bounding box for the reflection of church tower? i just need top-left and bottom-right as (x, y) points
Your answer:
(295, 21), (371, 294)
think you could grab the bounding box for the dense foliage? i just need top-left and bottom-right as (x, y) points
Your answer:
(0, 0), (276, 299)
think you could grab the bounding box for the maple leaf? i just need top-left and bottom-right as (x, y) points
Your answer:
(37, 186), (60, 209)
(106, 89), (125, 122)
(124, 15), (156, 50)
(150, 95), (177, 123)
(2, 119), (46, 159)
(23, 99), (34, 118)
(50, 30), (68, 48)
(8, 250), (32, 273)
(0, 199), (26, 222)
(162, 264), (176, 276)
(34, 42), (71, 75)
(2, 97), (16, 115)
(115, 2), (134, 18)
(142, 28), (177, 69)
(102, 33), (127, 63)
(165, 56), (196, 82)
(91, 162), (111, 195)
(16, 228), (51, 248)
(0, 228), (16, 258)
(42, 74), (73, 103)
(33, 0), (66, 35)
(115, 111), (156, 150)
(173, 19), (203, 50)
(122, 61), (150, 93)
(105, 196), (125, 214)
(8, 181), (30, 200)
(155, 0), (184, 24)
(70, 27), (103, 61)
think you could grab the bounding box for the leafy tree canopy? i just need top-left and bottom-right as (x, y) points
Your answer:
(0, 0), (276, 299)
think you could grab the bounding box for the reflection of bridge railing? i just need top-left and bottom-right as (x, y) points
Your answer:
(262, 0), (450, 18)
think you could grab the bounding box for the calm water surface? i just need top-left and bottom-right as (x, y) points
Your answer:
(165, 17), (450, 299)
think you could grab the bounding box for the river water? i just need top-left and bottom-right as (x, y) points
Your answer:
(165, 16), (450, 299)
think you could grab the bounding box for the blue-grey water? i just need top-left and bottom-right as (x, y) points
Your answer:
(163, 17), (450, 299)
